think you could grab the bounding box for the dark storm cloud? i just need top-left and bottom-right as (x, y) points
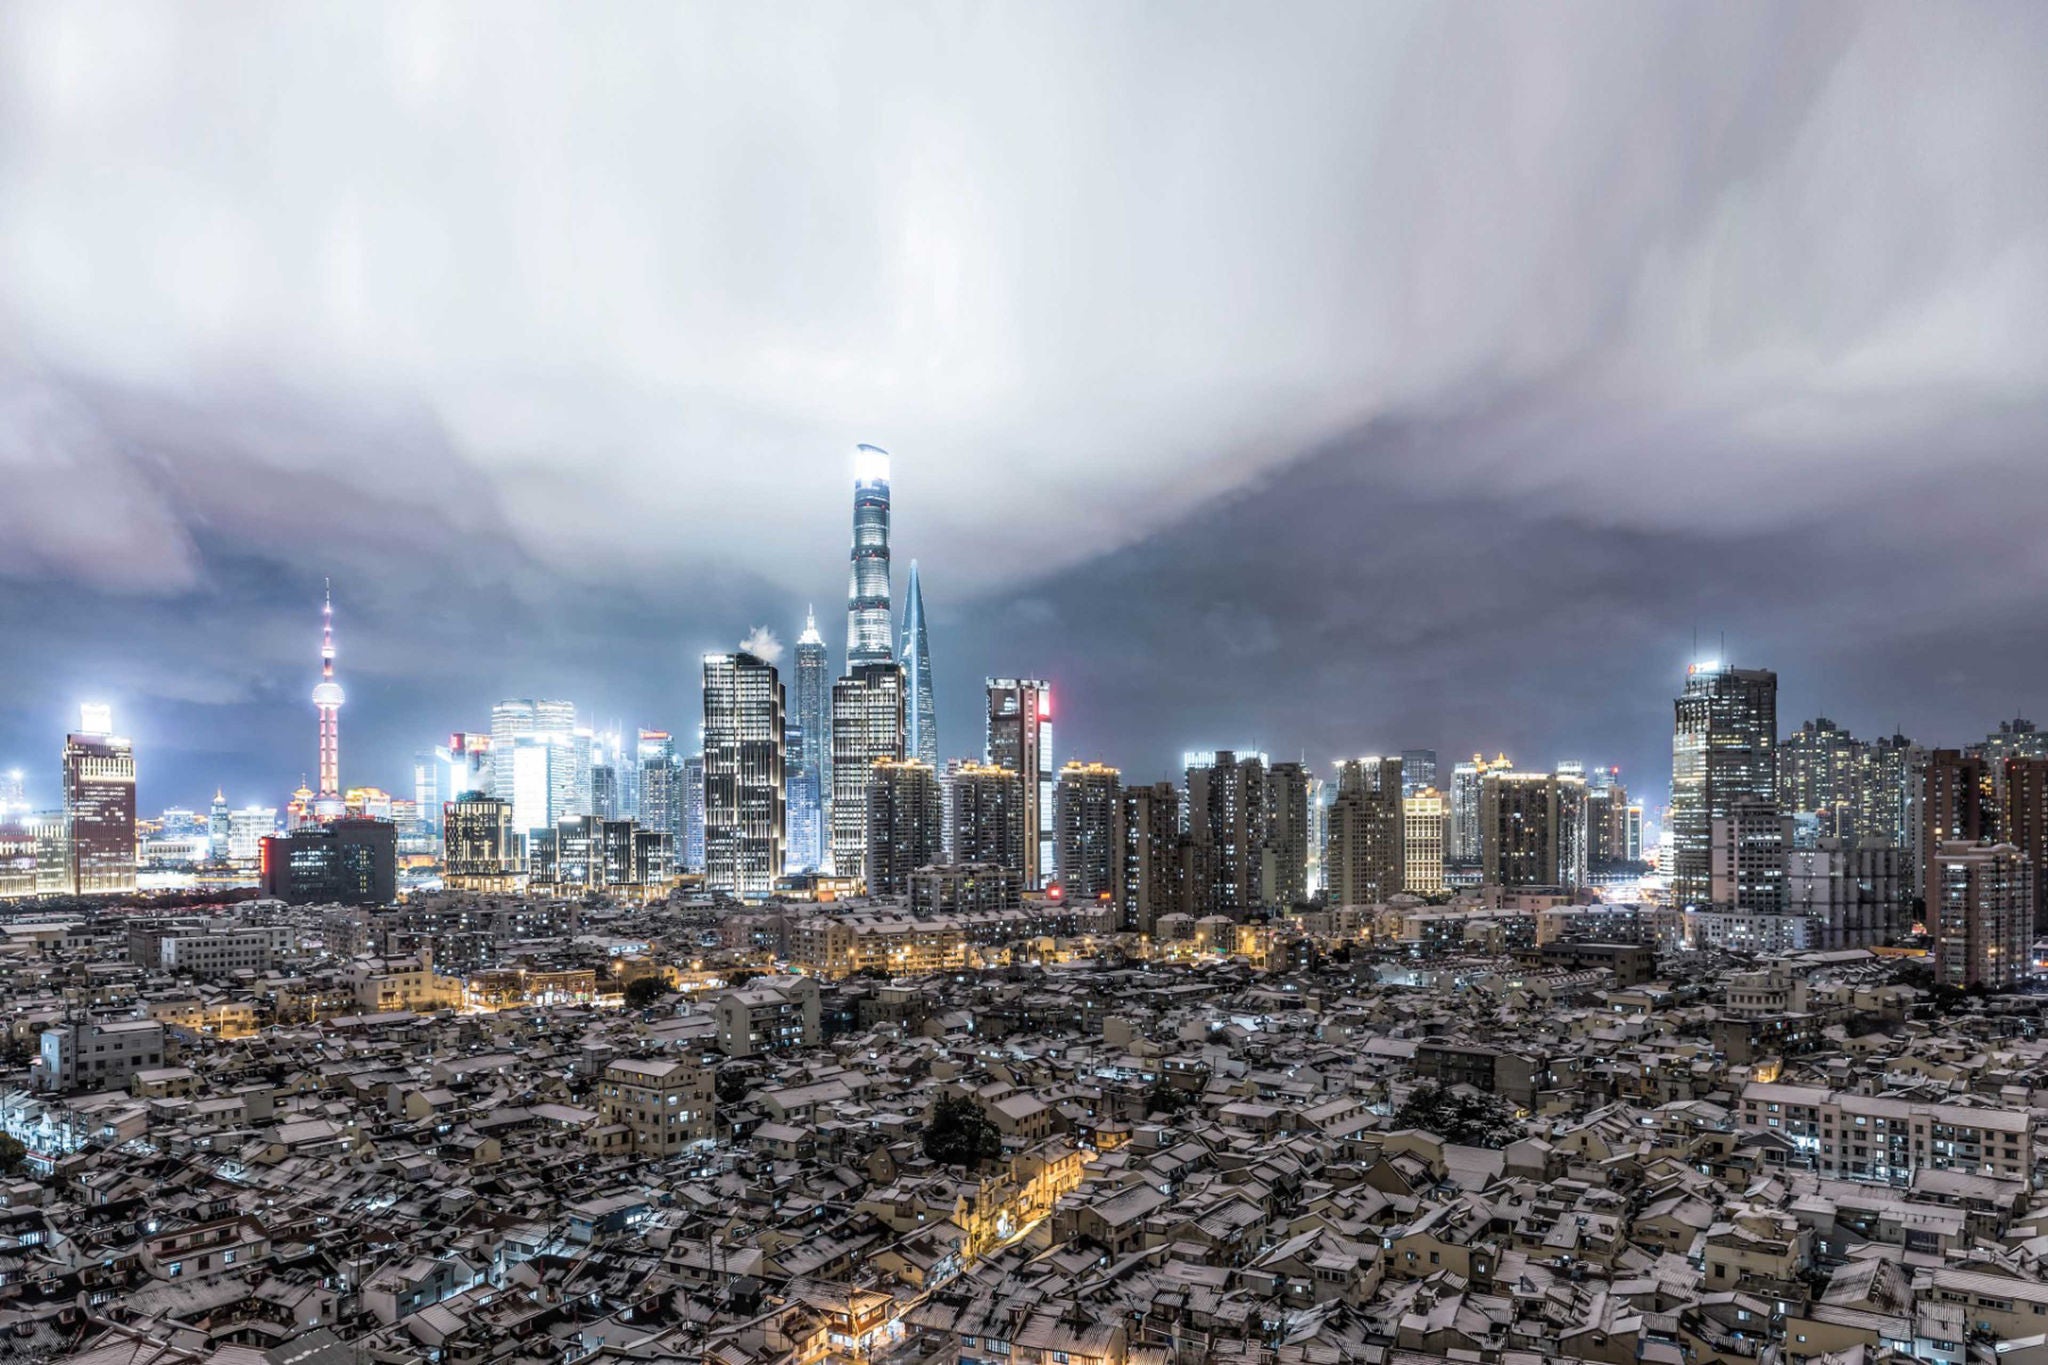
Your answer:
(0, 2), (2045, 804)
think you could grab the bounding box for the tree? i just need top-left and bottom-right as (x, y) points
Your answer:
(715, 1066), (756, 1106)
(1391, 1083), (1523, 1149)
(623, 976), (670, 1009)
(726, 968), (761, 989)
(922, 1094), (1003, 1170)
(0, 1133), (24, 1177)
(1144, 1079), (1198, 1120)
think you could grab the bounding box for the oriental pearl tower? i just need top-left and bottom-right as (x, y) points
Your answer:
(310, 582), (347, 822)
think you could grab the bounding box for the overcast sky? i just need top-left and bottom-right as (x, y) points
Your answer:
(2, 1), (2046, 812)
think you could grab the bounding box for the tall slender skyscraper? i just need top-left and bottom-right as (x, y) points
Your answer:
(846, 444), (894, 667)
(831, 663), (905, 879)
(901, 560), (938, 767)
(1670, 662), (1778, 908)
(986, 678), (1054, 888)
(702, 651), (785, 899)
(310, 584), (346, 818)
(790, 607), (831, 872)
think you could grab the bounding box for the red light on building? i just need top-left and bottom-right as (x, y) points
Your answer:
(1047, 882), (1064, 901)
(1038, 691), (1052, 719)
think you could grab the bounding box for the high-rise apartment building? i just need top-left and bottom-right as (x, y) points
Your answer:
(1781, 717), (1861, 839)
(1185, 750), (1269, 914)
(951, 762), (1026, 880)
(1263, 761), (1311, 906)
(1402, 789), (1447, 894)
(831, 663), (905, 881)
(1932, 841), (2033, 990)
(1586, 777), (1636, 875)
(901, 560), (937, 768)
(61, 707), (136, 897)
(1480, 770), (1588, 891)
(1054, 761), (1122, 901)
(1326, 756), (1403, 907)
(1999, 757), (2048, 932)
(1786, 837), (1908, 949)
(1855, 733), (1920, 846)
(1709, 798), (1794, 912)
(1918, 750), (1993, 909)
(865, 759), (941, 896)
(702, 651), (785, 899)
(1116, 781), (1180, 934)
(986, 679), (1054, 888)
(1670, 663), (1778, 908)
(1449, 753), (1512, 867)
(790, 609), (831, 872)
(845, 444), (894, 667)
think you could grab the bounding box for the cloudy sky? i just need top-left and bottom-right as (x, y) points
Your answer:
(2, 1), (2045, 812)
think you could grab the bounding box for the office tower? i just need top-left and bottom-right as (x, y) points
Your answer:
(31, 811), (69, 896)
(1669, 663), (1778, 908)
(1854, 733), (1919, 846)
(260, 818), (396, 905)
(1626, 804), (1644, 862)
(1402, 789), (1447, 894)
(504, 736), (557, 836)
(61, 707), (136, 897)
(683, 753), (707, 873)
(846, 443), (895, 667)
(637, 732), (681, 856)
(831, 663), (906, 879)
(1788, 838), (1909, 949)
(1448, 753), (1511, 867)
(1054, 761), (1122, 901)
(1586, 777), (1635, 875)
(1306, 773), (1331, 894)
(410, 750), (442, 836)
(0, 821), (32, 899)
(1932, 841), (2032, 990)
(1918, 750), (1993, 909)
(443, 792), (523, 890)
(790, 608), (832, 872)
(1709, 798), (1793, 911)
(1185, 750), (1269, 913)
(1326, 756), (1403, 907)
(310, 586), (346, 818)
(2000, 757), (2048, 932)
(443, 732), (491, 802)
(864, 759), (940, 896)
(1116, 781), (1180, 933)
(1399, 749), (1438, 798)
(986, 679), (1054, 888)
(226, 807), (276, 864)
(1263, 761), (1311, 906)
(1480, 770), (1588, 891)
(702, 650), (786, 899)
(208, 789), (230, 862)
(1781, 717), (1861, 839)
(951, 762), (1026, 878)
(901, 560), (938, 768)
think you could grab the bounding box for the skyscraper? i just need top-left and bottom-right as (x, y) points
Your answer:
(1999, 757), (2048, 932)
(1780, 717), (1861, 839)
(310, 585), (346, 819)
(1054, 761), (1122, 901)
(790, 608), (831, 872)
(62, 706), (136, 897)
(1186, 750), (1269, 913)
(986, 679), (1054, 888)
(901, 560), (938, 767)
(683, 752), (706, 873)
(1918, 749), (1992, 909)
(1116, 781), (1180, 933)
(1709, 798), (1793, 911)
(831, 663), (905, 880)
(1448, 753), (1511, 867)
(1326, 757), (1403, 907)
(1263, 761), (1311, 906)
(1669, 663), (1778, 908)
(1399, 749), (1439, 798)
(951, 762), (1027, 878)
(1480, 769), (1587, 891)
(637, 730), (681, 854)
(702, 651), (786, 899)
(1402, 789), (1447, 894)
(865, 759), (941, 896)
(1932, 841), (2032, 990)
(846, 444), (894, 667)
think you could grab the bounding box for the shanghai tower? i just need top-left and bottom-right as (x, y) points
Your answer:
(901, 560), (937, 766)
(845, 444), (894, 666)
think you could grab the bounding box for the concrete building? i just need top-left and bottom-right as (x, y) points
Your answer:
(1115, 781), (1179, 934)
(39, 1019), (166, 1093)
(865, 759), (941, 897)
(1479, 770), (1588, 892)
(1402, 789), (1447, 895)
(951, 762), (1026, 882)
(1054, 761), (1121, 902)
(1327, 757), (1403, 907)
(598, 1058), (714, 1155)
(1932, 841), (2033, 990)
(702, 650), (786, 899)
(985, 678), (1054, 889)
(1709, 798), (1794, 912)
(1671, 663), (1777, 908)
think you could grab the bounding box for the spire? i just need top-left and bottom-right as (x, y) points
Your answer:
(798, 604), (824, 647)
